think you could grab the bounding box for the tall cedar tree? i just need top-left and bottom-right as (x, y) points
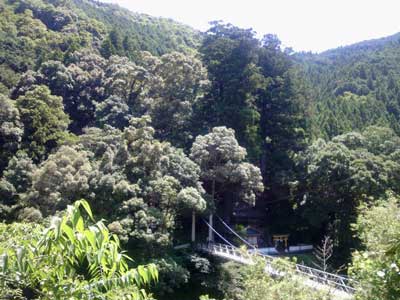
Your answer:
(199, 22), (263, 162)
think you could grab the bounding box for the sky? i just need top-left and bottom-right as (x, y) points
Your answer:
(102, 0), (400, 53)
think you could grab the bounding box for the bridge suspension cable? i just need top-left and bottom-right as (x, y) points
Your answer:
(202, 219), (235, 247)
(215, 215), (257, 250)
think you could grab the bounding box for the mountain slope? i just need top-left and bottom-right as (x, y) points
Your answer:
(0, 0), (201, 93)
(72, 0), (201, 55)
(297, 32), (400, 138)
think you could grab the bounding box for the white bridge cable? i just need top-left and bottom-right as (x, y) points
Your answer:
(202, 219), (235, 247)
(215, 215), (257, 250)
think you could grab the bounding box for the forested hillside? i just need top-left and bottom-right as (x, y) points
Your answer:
(0, 0), (200, 93)
(1, 1), (400, 299)
(73, 0), (201, 55)
(298, 33), (400, 138)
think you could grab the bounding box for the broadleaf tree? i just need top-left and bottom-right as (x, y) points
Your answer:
(190, 126), (263, 241)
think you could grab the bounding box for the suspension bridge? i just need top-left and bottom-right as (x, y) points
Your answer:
(191, 214), (357, 300)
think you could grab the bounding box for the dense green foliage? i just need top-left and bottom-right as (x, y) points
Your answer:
(297, 33), (400, 138)
(293, 126), (400, 262)
(75, 0), (201, 57)
(2, 0), (400, 298)
(16, 85), (71, 161)
(0, 0), (200, 94)
(11, 50), (208, 140)
(350, 192), (400, 300)
(0, 0), (104, 92)
(197, 23), (310, 234)
(198, 23), (308, 168)
(0, 94), (23, 172)
(190, 126), (263, 221)
(0, 200), (158, 299)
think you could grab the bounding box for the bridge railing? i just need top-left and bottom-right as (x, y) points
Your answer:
(293, 262), (357, 294)
(197, 242), (253, 261)
(198, 242), (357, 294)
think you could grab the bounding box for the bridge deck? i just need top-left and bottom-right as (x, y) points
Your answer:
(198, 243), (356, 300)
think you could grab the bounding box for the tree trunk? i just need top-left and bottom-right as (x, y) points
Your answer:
(191, 211), (196, 242)
(208, 213), (214, 242)
(208, 179), (216, 242)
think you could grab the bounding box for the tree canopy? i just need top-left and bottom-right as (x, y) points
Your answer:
(1, 2), (400, 298)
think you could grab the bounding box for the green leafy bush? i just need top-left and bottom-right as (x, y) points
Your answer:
(203, 258), (332, 300)
(350, 192), (400, 300)
(0, 200), (158, 299)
